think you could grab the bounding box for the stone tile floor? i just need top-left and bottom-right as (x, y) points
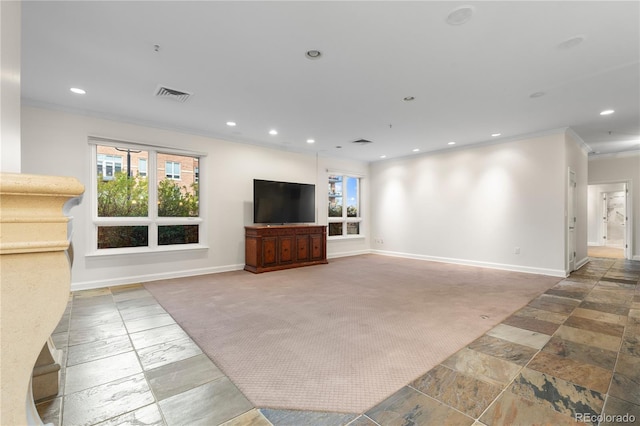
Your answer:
(38, 257), (640, 426)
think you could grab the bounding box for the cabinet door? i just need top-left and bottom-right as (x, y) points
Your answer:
(310, 234), (324, 260)
(279, 235), (294, 263)
(296, 235), (310, 261)
(245, 237), (258, 267)
(262, 237), (277, 266)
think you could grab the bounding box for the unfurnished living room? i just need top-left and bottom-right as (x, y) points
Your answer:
(1, 1), (640, 426)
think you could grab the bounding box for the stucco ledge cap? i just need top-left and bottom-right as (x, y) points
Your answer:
(0, 172), (84, 197)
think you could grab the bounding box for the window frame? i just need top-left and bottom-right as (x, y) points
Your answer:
(327, 173), (363, 239)
(138, 158), (147, 177)
(97, 153), (123, 181)
(165, 160), (181, 180)
(88, 137), (207, 256)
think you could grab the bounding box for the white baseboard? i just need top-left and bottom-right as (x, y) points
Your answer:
(371, 249), (567, 278)
(575, 257), (589, 271)
(72, 250), (607, 291)
(71, 264), (245, 292)
(73, 250), (377, 291)
(328, 249), (371, 259)
(73, 250), (371, 291)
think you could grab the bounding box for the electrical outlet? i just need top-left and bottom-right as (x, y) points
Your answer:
(515, 247), (520, 254)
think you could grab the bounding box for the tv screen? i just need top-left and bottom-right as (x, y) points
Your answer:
(253, 179), (315, 224)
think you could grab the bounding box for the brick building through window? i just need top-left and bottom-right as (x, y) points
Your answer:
(97, 146), (199, 188)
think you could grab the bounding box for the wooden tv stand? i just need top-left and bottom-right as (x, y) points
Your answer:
(244, 225), (327, 273)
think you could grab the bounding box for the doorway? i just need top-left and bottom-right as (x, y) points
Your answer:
(568, 169), (577, 271)
(587, 182), (629, 259)
(604, 191), (626, 247)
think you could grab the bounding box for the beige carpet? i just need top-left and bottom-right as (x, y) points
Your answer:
(144, 254), (561, 413)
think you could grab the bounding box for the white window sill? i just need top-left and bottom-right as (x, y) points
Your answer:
(85, 243), (209, 258)
(328, 235), (366, 241)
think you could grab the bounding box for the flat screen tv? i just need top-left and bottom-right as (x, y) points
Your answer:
(253, 179), (315, 224)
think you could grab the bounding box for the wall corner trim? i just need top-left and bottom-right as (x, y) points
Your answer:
(574, 257), (590, 273)
(565, 127), (591, 155)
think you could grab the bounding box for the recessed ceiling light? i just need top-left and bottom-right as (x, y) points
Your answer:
(403, 96), (415, 102)
(226, 121), (236, 127)
(380, 155), (387, 159)
(70, 87), (86, 95)
(529, 91), (546, 98)
(413, 148), (420, 152)
(557, 35), (586, 50)
(305, 50), (322, 60)
(446, 6), (475, 26)
(491, 133), (501, 137)
(600, 110), (615, 116)
(448, 141), (456, 145)
(269, 129), (278, 135)
(307, 139), (315, 144)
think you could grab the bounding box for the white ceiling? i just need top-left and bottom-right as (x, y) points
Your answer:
(21, 1), (640, 162)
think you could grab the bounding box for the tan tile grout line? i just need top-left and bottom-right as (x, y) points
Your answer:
(407, 383), (477, 422)
(472, 285), (584, 425)
(110, 285), (263, 426)
(595, 259), (639, 426)
(340, 270), (573, 426)
(388, 258), (639, 426)
(110, 287), (172, 426)
(51, 259), (639, 426)
(515, 259), (638, 425)
(437, 260), (635, 425)
(110, 286), (259, 426)
(202, 259), (631, 425)
(519, 259), (637, 425)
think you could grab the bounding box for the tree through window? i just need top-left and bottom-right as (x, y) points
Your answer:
(93, 141), (201, 250)
(328, 174), (361, 237)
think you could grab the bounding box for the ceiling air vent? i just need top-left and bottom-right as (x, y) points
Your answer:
(155, 85), (192, 103)
(352, 138), (373, 145)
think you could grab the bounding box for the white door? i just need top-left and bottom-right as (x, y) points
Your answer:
(568, 170), (577, 272)
(605, 190), (626, 248)
(601, 192), (608, 245)
(624, 184), (630, 258)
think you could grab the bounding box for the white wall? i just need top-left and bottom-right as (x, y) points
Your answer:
(21, 105), (600, 284)
(21, 106), (370, 290)
(588, 152), (640, 260)
(0, 0), (21, 172)
(370, 132), (569, 276)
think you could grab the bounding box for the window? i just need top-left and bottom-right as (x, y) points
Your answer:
(165, 161), (181, 180)
(138, 158), (147, 177)
(97, 154), (123, 180)
(157, 154), (198, 218)
(328, 174), (361, 237)
(92, 139), (203, 252)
